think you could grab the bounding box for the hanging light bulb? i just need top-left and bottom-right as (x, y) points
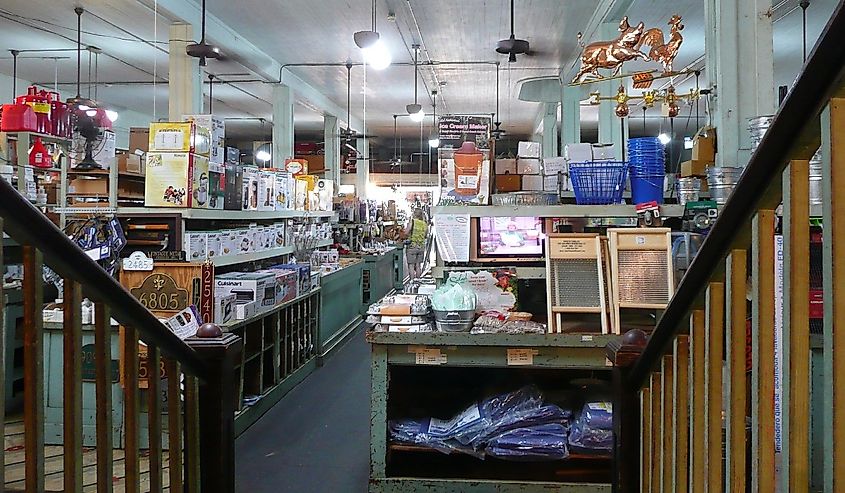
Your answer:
(362, 39), (392, 71)
(85, 109), (98, 117)
(408, 106), (425, 122)
(406, 45), (423, 122)
(428, 136), (440, 148)
(657, 133), (672, 145)
(105, 109), (119, 122)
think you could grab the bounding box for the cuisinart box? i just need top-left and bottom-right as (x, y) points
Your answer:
(258, 269), (298, 305)
(145, 152), (209, 208)
(242, 166), (259, 211)
(271, 263), (312, 294)
(215, 272), (277, 312)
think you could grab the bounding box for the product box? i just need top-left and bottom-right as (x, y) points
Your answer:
(183, 232), (207, 261)
(117, 153), (143, 174)
(271, 263), (311, 294)
(214, 293), (236, 325)
(284, 158), (308, 176)
(69, 176), (108, 196)
(224, 163), (243, 211)
(226, 146), (240, 165)
(439, 145), (492, 205)
(215, 272), (277, 312)
(232, 229), (253, 255)
(206, 232), (222, 259)
(129, 127), (149, 154)
(495, 158), (517, 175)
(565, 143), (618, 162)
(219, 230), (234, 256)
(259, 269), (298, 305)
(272, 223), (285, 248)
(310, 271), (321, 290)
(543, 157), (567, 175)
(274, 172), (293, 210)
(692, 126), (716, 162)
(295, 178), (309, 210)
(242, 166), (259, 211)
(234, 300), (257, 321)
(148, 122), (210, 156)
(144, 152), (209, 208)
(680, 160), (713, 177)
(183, 114), (225, 164)
(257, 170), (276, 211)
(518, 141), (541, 159)
(517, 158), (541, 175)
(207, 162), (225, 209)
(495, 174), (521, 193)
(522, 175), (544, 191)
(543, 174), (559, 192)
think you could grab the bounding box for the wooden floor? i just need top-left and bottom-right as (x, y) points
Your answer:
(4, 419), (172, 492)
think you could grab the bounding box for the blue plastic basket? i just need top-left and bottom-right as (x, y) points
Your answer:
(568, 161), (628, 205)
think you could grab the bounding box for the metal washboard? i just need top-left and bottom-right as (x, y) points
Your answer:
(608, 228), (675, 331)
(545, 233), (610, 334)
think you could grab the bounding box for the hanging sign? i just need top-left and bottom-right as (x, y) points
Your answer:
(438, 115), (491, 150)
(434, 214), (470, 262)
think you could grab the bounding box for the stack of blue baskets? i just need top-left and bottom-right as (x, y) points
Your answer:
(627, 137), (666, 204)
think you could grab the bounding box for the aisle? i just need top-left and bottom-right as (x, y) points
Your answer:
(235, 324), (370, 493)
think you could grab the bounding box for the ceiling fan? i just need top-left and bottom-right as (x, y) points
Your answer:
(186, 0), (221, 66)
(338, 63), (376, 142)
(496, 0), (532, 63)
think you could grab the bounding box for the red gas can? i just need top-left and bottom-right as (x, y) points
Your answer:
(49, 92), (71, 138)
(0, 104), (38, 132)
(15, 86), (52, 135)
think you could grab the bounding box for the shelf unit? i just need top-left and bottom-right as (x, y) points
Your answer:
(432, 204), (685, 218)
(432, 265), (547, 280)
(211, 239), (333, 267)
(117, 207), (335, 220)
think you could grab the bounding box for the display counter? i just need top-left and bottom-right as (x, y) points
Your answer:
(366, 330), (617, 493)
(318, 259), (365, 362)
(357, 246), (404, 310)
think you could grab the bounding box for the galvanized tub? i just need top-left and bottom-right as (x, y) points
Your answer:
(706, 167), (743, 205)
(676, 177), (701, 205)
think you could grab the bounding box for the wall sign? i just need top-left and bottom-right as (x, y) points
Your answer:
(122, 251), (154, 271)
(130, 273), (190, 312)
(80, 344), (120, 382)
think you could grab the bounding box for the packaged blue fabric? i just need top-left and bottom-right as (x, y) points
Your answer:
(485, 423), (570, 461)
(567, 420), (614, 453)
(469, 404), (572, 449)
(581, 402), (613, 430)
(450, 385), (544, 445)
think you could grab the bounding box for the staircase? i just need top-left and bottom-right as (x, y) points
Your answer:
(0, 156), (239, 490)
(611, 2), (845, 492)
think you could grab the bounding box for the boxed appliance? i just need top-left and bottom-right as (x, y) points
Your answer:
(183, 114), (225, 164)
(233, 229), (253, 255)
(215, 272), (277, 312)
(274, 171), (295, 210)
(495, 158), (517, 175)
(680, 159), (713, 177)
(224, 163), (243, 210)
(544, 174), (559, 192)
(234, 301), (257, 321)
(495, 174), (521, 193)
(271, 263), (312, 294)
(259, 268), (298, 305)
(518, 141), (541, 158)
(206, 232), (222, 259)
(258, 170), (276, 211)
(242, 166), (259, 210)
(214, 293), (236, 325)
(207, 162), (225, 209)
(522, 175), (544, 191)
(271, 223), (286, 248)
(543, 157), (567, 175)
(129, 127), (149, 154)
(68, 176), (107, 196)
(565, 143), (618, 162)
(226, 146), (240, 165)
(148, 122), (210, 156)
(315, 179), (334, 211)
(144, 152), (209, 208)
(117, 153), (143, 174)
(310, 271), (321, 290)
(183, 232), (207, 261)
(517, 158), (541, 175)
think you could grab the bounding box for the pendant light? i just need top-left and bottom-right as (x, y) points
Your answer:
(428, 90), (440, 148)
(406, 45), (424, 122)
(392, 115), (400, 165)
(354, 0), (391, 70)
(186, 0), (221, 66)
(491, 62), (505, 139)
(66, 8), (96, 109)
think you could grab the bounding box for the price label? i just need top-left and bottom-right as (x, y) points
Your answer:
(413, 348), (447, 365)
(122, 251), (154, 271)
(506, 348), (538, 366)
(581, 335), (594, 342)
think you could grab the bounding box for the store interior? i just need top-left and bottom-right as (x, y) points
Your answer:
(0, 0), (842, 491)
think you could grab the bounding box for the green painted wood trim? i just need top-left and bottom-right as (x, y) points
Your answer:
(385, 345), (610, 369)
(370, 345), (389, 479)
(367, 332), (618, 348)
(319, 316), (362, 359)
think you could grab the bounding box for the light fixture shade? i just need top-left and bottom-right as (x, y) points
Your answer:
(255, 143), (272, 164)
(362, 39), (392, 70)
(406, 103), (422, 115)
(409, 109), (425, 122)
(105, 109), (119, 122)
(354, 30), (380, 49)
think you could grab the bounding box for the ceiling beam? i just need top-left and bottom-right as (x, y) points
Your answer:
(134, 0), (362, 130)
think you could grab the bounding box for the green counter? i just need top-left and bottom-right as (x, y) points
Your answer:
(360, 247), (405, 311)
(318, 260), (365, 362)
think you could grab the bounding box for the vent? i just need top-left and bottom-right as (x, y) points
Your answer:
(546, 234), (609, 334)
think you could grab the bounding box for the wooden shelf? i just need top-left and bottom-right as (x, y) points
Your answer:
(432, 204), (685, 218)
(117, 207), (335, 220)
(389, 443), (611, 461)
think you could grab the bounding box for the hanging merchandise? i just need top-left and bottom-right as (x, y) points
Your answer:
(29, 137), (52, 169)
(16, 86), (52, 135)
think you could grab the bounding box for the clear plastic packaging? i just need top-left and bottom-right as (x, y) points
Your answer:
(567, 401), (614, 454)
(485, 423), (570, 461)
(431, 273), (477, 311)
(470, 404), (572, 449)
(367, 294), (432, 316)
(470, 320), (546, 334)
(581, 402), (613, 430)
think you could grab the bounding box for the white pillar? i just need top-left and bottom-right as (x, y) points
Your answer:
(168, 23), (202, 120)
(597, 22), (626, 160)
(356, 138), (369, 199)
(323, 114), (340, 184)
(272, 84), (295, 167)
(560, 85), (582, 151)
(708, 0), (775, 167)
(541, 102), (559, 158)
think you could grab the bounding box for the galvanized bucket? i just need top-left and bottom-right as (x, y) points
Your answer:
(706, 167), (743, 205)
(676, 177), (701, 205)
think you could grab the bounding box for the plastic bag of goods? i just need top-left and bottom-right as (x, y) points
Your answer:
(470, 403), (573, 449)
(431, 273), (477, 311)
(485, 423), (570, 461)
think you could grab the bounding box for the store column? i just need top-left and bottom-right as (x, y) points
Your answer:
(272, 84), (295, 166)
(168, 23), (202, 120)
(560, 85), (582, 152)
(597, 22), (626, 160)
(541, 102), (559, 158)
(324, 114), (340, 184)
(356, 138), (369, 199)
(706, 0), (774, 167)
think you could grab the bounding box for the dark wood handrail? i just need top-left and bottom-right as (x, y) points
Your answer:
(627, 0), (845, 389)
(0, 176), (208, 377)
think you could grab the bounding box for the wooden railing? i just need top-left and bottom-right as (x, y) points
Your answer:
(0, 173), (241, 491)
(612, 1), (845, 491)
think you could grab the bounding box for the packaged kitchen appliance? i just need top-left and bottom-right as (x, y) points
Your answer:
(183, 114), (225, 164)
(145, 152), (209, 208)
(215, 272), (277, 312)
(439, 142), (491, 205)
(149, 122), (211, 156)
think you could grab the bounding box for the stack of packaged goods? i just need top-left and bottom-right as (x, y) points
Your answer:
(366, 294), (434, 333)
(517, 141), (542, 192)
(542, 157), (568, 194)
(144, 122), (212, 208)
(567, 402), (614, 455)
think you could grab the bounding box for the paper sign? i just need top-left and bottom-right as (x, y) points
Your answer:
(162, 305), (202, 340)
(122, 251), (154, 271)
(507, 348), (538, 366)
(581, 335), (594, 342)
(434, 214), (470, 262)
(414, 348), (447, 365)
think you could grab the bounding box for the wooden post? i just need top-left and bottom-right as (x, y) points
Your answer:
(726, 250), (749, 492)
(186, 330), (242, 493)
(705, 282), (725, 492)
(673, 335), (690, 493)
(606, 338), (644, 492)
(690, 309), (706, 493)
(22, 246), (44, 493)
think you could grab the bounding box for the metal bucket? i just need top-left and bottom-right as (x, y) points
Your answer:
(810, 150), (823, 206)
(706, 167), (743, 205)
(748, 115), (775, 150)
(676, 177), (701, 205)
(433, 309), (475, 332)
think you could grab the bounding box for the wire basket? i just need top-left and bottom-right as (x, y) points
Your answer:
(568, 161), (628, 205)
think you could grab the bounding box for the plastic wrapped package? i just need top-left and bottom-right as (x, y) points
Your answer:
(581, 402), (613, 430)
(470, 404), (572, 448)
(431, 273), (477, 311)
(567, 420), (613, 453)
(373, 323), (434, 333)
(471, 320), (546, 334)
(367, 294), (432, 316)
(450, 386), (544, 446)
(473, 313), (507, 329)
(485, 423), (570, 461)
(388, 418), (484, 458)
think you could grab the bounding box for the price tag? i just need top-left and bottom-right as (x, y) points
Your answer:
(507, 348), (538, 366)
(122, 251), (154, 271)
(581, 335), (594, 342)
(414, 348), (447, 365)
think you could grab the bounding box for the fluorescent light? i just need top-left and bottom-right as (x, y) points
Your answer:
(105, 109), (119, 122)
(255, 150), (271, 162)
(362, 39), (391, 70)
(657, 133), (671, 145)
(684, 136), (694, 150)
(409, 109), (425, 122)
(428, 137), (440, 148)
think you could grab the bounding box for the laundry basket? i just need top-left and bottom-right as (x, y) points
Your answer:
(568, 161), (628, 205)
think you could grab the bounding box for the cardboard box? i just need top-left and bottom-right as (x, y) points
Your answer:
(234, 301), (257, 321)
(543, 157), (567, 175)
(215, 272), (277, 312)
(214, 293), (236, 325)
(259, 269), (298, 305)
(226, 146), (240, 165)
(271, 223), (285, 248)
(495, 174), (521, 193)
(183, 232), (207, 261)
(144, 152), (209, 208)
(692, 127), (716, 162)
(565, 143), (618, 162)
(183, 114), (225, 164)
(680, 160), (714, 177)
(118, 153), (143, 174)
(518, 141), (541, 158)
(271, 263), (311, 294)
(495, 159), (517, 175)
(543, 175), (559, 192)
(129, 127), (149, 154)
(522, 175), (544, 191)
(517, 158), (541, 175)
(206, 232), (222, 259)
(242, 166), (259, 210)
(315, 179), (333, 212)
(257, 170), (276, 211)
(224, 163), (243, 211)
(207, 162), (225, 209)
(274, 172), (294, 210)
(148, 122), (210, 156)
(69, 176), (108, 196)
